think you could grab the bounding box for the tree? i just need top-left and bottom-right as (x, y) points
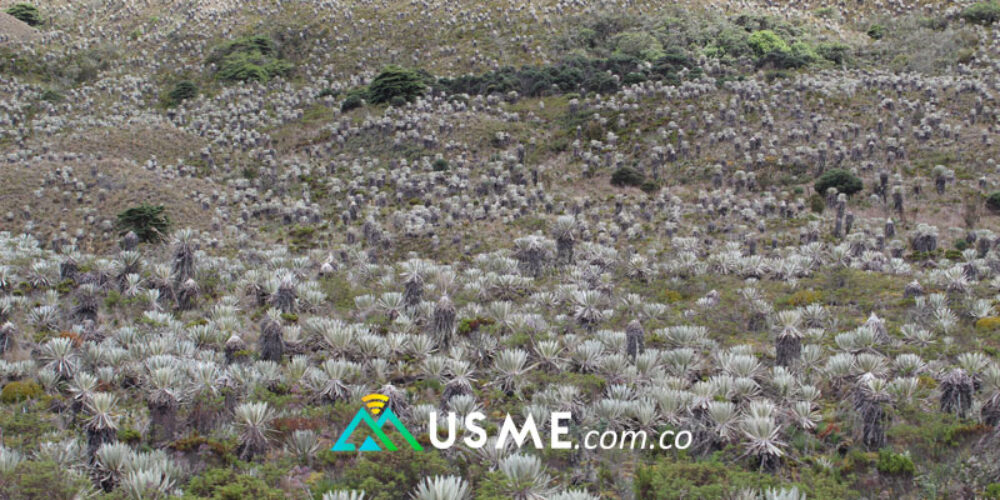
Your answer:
(813, 169), (863, 197)
(367, 66), (427, 104)
(167, 80), (197, 105)
(208, 35), (293, 83)
(962, 2), (1000, 25)
(748, 30), (789, 56)
(610, 166), (646, 188)
(5, 4), (40, 26)
(116, 204), (171, 243)
(986, 192), (1000, 212)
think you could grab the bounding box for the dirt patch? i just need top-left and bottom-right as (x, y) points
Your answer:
(0, 12), (39, 44)
(0, 155), (227, 253)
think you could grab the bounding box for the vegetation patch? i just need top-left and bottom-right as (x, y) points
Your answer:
(207, 35), (294, 83)
(814, 169), (863, 196)
(116, 203), (171, 243)
(5, 3), (40, 26)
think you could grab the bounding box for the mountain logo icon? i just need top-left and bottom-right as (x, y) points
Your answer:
(331, 394), (423, 452)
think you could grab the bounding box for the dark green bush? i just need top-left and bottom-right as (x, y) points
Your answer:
(116, 203), (171, 243)
(217, 52), (269, 82)
(814, 169), (863, 196)
(876, 449), (915, 475)
(208, 35), (277, 62)
(961, 2), (1000, 25)
(817, 43), (850, 64)
(340, 88), (365, 111)
(185, 467), (286, 500)
(640, 180), (661, 194)
(168, 80), (198, 105)
(207, 35), (293, 83)
(432, 158), (449, 171)
(367, 66), (427, 104)
(611, 166), (646, 188)
(808, 193), (825, 213)
(867, 24), (886, 39)
(757, 49), (812, 69)
(5, 3), (40, 26)
(40, 89), (62, 103)
(987, 192), (1000, 212)
(435, 52), (700, 98)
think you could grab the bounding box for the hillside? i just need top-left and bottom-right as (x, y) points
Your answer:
(1, 0), (1000, 499)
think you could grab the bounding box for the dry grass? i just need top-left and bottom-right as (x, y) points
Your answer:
(0, 12), (38, 44)
(2, 125), (228, 253)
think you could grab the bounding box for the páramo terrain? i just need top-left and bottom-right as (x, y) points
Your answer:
(2, 0), (1000, 498)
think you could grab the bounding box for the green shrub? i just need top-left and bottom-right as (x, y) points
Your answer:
(432, 158), (449, 171)
(0, 460), (92, 500)
(808, 193), (825, 213)
(704, 27), (753, 60)
(611, 166), (646, 188)
(5, 3), (40, 26)
(634, 456), (856, 499)
(986, 192), (1000, 212)
(867, 24), (886, 39)
(961, 2), (1000, 25)
(116, 203), (171, 243)
(748, 30), (790, 56)
(986, 483), (1000, 499)
(333, 449), (451, 500)
(814, 169), (863, 196)
(208, 35), (293, 83)
(757, 48), (813, 69)
(40, 89), (62, 103)
(367, 66), (427, 104)
(212, 35), (276, 58)
(435, 53), (700, 98)
(217, 52), (269, 82)
(875, 449), (915, 475)
(0, 380), (42, 403)
(117, 427), (142, 444)
(168, 80), (198, 105)
(340, 90), (364, 111)
(185, 467), (286, 500)
(613, 31), (665, 61)
(817, 42), (850, 64)
(389, 95), (408, 107)
(814, 7), (836, 18)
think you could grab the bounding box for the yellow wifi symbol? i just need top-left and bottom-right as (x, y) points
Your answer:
(362, 393), (390, 415)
